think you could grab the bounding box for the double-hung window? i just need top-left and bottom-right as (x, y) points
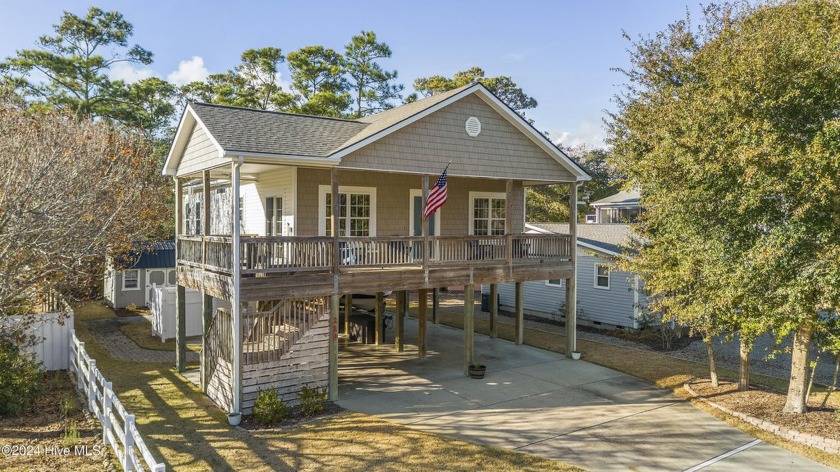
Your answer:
(319, 186), (376, 237)
(595, 264), (610, 289)
(123, 269), (139, 290)
(470, 193), (506, 236)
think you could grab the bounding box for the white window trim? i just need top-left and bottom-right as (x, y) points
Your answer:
(594, 263), (611, 290)
(545, 279), (564, 288)
(267, 195), (284, 236)
(318, 185), (377, 236)
(469, 191), (507, 235)
(122, 269), (140, 291)
(409, 189), (441, 236)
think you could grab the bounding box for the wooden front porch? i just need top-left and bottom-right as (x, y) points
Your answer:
(177, 234), (574, 300)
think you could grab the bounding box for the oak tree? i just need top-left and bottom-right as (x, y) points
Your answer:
(608, 0), (840, 413)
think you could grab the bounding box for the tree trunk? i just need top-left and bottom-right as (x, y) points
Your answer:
(738, 336), (751, 391)
(819, 354), (839, 409)
(705, 335), (719, 387)
(783, 324), (813, 414)
(806, 352), (820, 401)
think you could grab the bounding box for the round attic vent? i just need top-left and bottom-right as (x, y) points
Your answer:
(465, 116), (481, 137)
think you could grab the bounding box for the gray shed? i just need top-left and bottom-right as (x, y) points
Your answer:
(104, 241), (177, 309)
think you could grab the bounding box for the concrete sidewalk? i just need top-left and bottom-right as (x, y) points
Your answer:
(337, 318), (833, 471)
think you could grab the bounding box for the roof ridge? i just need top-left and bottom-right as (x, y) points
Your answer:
(357, 83), (476, 123)
(190, 101), (363, 124)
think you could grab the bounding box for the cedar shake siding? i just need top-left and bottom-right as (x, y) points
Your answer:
(340, 94), (577, 183)
(296, 168), (525, 237)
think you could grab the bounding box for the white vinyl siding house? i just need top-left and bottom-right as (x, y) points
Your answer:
(487, 221), (646, 329)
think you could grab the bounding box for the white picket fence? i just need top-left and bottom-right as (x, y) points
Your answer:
(69, 330), (165, 472)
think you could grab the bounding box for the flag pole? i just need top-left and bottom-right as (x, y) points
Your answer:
(422, 173), (430, 285)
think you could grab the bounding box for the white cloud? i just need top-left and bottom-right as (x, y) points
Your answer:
(502, 51), (527, 63)
(551, 120), (608, 149)
(109, 62), (157, 83)
(167, 56), (210, 86)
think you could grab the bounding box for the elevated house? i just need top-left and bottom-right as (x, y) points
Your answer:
(589, 188), (641, 224)
(163, 83), (589, 416)
(488, 222), (647, 329)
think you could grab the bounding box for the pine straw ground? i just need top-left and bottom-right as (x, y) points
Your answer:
(0, 371), (111, 471)
(689, 379), (840, 442)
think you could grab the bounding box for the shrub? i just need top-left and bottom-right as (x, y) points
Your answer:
(0, 339), (45, 416)
(252, 387), (287, 426)
(297, 385), (327, 417)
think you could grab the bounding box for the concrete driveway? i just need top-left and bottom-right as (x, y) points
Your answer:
(337, 318), (833, 471)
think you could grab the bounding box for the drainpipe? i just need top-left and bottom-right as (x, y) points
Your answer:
(231, 156), (244, 416)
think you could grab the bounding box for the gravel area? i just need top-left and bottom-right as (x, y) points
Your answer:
(453, 291), (839, 387)
(670, 332), (838, 386)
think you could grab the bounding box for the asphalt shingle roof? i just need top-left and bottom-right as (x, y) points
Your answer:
(527, 223), (633, 255)
(590, 189), (641, 207)
(189, 84), (473, 158)
(191, 103), (367, 157)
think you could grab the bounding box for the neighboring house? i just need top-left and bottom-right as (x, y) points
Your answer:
(162, 82), (590, 416)
(589, 188), (641, 224)
(488, 222), (647, 329)
(104, 241), (177, 309)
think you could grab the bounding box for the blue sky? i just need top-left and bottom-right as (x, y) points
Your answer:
(0, 1), (705, 147)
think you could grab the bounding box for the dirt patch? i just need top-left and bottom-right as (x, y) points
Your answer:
(688, 379), (840, 442)
(114, 305), (149, 318)
(240, 402), (345, 431)
(0, 371), (113, 471)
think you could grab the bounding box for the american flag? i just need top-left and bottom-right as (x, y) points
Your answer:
(424, 167), (448, 221)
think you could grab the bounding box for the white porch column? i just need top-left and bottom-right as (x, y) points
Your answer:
(174, 178), (187, 372)
(231, 157), (243, 414)
(566, 183), (579, 358)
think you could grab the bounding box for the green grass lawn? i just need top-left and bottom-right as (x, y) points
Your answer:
(118, 321), (201, 353)
(71, 301), (582, 471)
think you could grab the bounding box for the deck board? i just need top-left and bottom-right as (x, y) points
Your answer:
(180, 259), (573, 301)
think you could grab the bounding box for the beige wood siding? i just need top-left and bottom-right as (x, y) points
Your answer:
(241, 318), (329, 414)
(296, 168), (524, 237)
(339, 94), (575, 182)
(206, 358), (233, 413)
(176, 123), (226, 177)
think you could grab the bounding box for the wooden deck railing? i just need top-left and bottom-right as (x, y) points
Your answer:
(177, 234), (573, 275)
(241, 298), (327, 364)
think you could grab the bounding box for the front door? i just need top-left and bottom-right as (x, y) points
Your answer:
(411, 190), (440, 260)
(411, 191), (439, 237)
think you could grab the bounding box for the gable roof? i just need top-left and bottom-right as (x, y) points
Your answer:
(590, 189), (641, 207)
(113, 241), (176, 270)
(190, 103), (367, 158)
(526, 223), (633, 256)
(163, 83), (589, 181)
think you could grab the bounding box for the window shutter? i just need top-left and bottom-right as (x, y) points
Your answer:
(265, 197), (273, 235)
